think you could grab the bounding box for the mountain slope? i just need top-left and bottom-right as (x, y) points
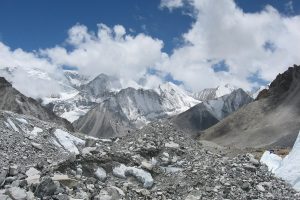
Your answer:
(172, 88), (253, 135)
(201, 65), (300, 148)
(0, 77), (73, 131)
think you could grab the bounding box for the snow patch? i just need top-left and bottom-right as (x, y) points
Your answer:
(113, 164), (154, 188)
(261, 131), (300, 191)
(29, 127), (43, 136)
(60, 107), (89, 123)
(15, 118), (28, 124)
(260, 151), (282, 172)
(53, 129), (84, 155)
(7, 118), (19, 132)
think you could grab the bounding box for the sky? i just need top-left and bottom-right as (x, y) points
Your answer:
(0, 0), (300, 97)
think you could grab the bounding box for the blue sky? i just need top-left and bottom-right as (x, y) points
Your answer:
(0, 0), (300, 96)
(1, 0), (298, 54)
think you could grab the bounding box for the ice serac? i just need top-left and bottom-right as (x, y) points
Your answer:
(202, 65), (300, 148)
(261, 131), (300, 191)
(192, 84), (237, 101)
(172, 88), (253, 135)
(0, 77), (73, 131)
(74, 83), (200, 138)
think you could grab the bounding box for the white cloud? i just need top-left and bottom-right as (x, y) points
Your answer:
(160, 0), (184, 10)
(43, 24), (165, 81)
(2, 0), (300, 99)
(0, 42), (66, 98)
(158, 0), (300, 91)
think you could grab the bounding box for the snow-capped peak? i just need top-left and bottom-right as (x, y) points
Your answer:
(215, 84), (237, 98)
(192, 83), (237, 101)
(158, 82), (200, 114)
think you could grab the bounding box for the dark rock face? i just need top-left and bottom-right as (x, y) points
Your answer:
(172, 104), (219, 135)
(202, 65), (300, 149)
(256, 65), (300, 100)
(172, 89), (253, 135)
(0, 77), (73, 131)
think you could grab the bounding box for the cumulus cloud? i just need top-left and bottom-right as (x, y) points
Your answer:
(43, 24), (165, 81)
(0, 42), (65, 98)
(2, 0), (300, 99)
(159, 0), (300, 91)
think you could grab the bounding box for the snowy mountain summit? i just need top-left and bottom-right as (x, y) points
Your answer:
(192, 84), (237, 101)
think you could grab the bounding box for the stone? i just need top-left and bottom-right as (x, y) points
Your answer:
(25, 167), (41, 186)
(0, 172), (7, 187)
(52, 194), (69, 200)
(0, 194), (10, 200)
(256, 183), (266, 192)
(25, 167), (40, 177)
(165, 142), (180, 149)
(35, 177), (57, 197)
(85, 137), (97, 147)
(5, 176), (17, 183)
(76, 167), (83, 176)
(51, 174), (78, 188)
(26, 191), (35, 200)
(31, 142), (43, 150)
(185, 191), (202, 200)
(9, 165), (18, 176)
(95, 186), (125, 200)
(243, 164), (257, 172)
(7, 187), (27, 200)
(95, 167), (107, 181)
(241, 182), (250, 191)
(141, 160), (154, 171)
(74, 190), (90, 200)
(249, 157), (260, 166)
(82, 147), (97, 156)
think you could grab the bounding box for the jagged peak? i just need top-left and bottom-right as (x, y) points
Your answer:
(256, 64), (300, 100)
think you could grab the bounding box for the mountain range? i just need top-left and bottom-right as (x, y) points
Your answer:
(1, 65), (300, 198)
(201, 64), (300, 148)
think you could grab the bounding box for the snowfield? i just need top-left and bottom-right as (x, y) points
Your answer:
(261, 131), (300, 191)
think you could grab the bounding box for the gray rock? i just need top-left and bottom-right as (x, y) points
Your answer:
(0, 170), (8, 186)
(7, 187), (27, 200)
(85, 137), (97, 147)
(95, 186), (125, 200)
(185, 191), (202, 200)
(241, 182), (250, 191)
(9, 165), (18, 176)
(249, 157), (260, 166)
(25, 167), (41, 186)
(51, 174), (78, 188)
(34, 177), (57, 198)
(165, 141), (179, 149)
(243, 164), (257, 172)
(95, 167), (107, 181)
(31, 142), (43, 150)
